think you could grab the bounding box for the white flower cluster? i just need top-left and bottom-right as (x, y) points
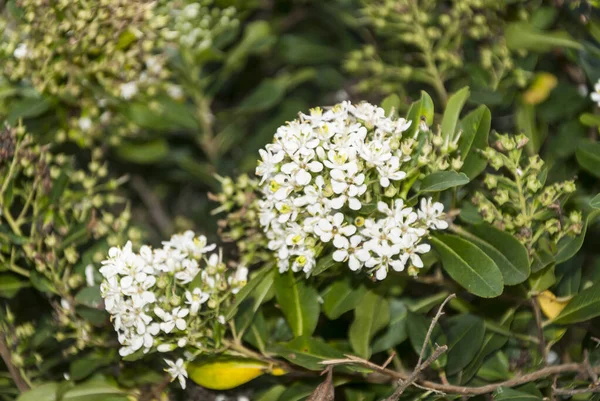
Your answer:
(100, 231), (248, 358)
(256, 101), (448, 280)
(591, 80), (600, 107)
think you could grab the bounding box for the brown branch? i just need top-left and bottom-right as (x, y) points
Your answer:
(130, 175), (173, 237)
(552, 385), (600, 395)
(418, 294), (455, 367)
(531, 297), (547, 365)
(322, 356), (599, 396)
(0, 333), (30, 393)
(384, 345), (448, 401)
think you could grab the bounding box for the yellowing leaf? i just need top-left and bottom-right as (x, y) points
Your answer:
(523, 73), (557, 105)
(538, 290), (569, 320)
(187, 357), (286, 390)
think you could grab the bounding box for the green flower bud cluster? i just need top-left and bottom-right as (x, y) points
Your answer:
(347, 0), (529, 98)
(211, 174), (272, 268)
(472, 133), (581, 254)
(0, 124), (132, 355)
(1, 0), (239, 147)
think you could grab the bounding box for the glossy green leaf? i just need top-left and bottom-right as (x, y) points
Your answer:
(554, 281), (600, 324)
(591, 193), (600, 209)
(441, 87), (470, 143)
(580, 113), (600, 127)
(555, 210), (600, 264)
(405, 91), (434, 138)
(372, 299), (408, 353)
(224, 267), (273, 320)
(74, 286), (103, 309)
(458, 105), (491, 179)
(465, 224), (530, 285)
(16, 383), (58, 401)
(270, 336), (345, 370)
(505, 23), (582, 51)
(576, 141), (600, 178)
(528, 265), (556, 293)
(254, 385), (287, 401)
(69, 352), (115, 380)
(0, 274), (29, 298)
(274, 269), (320, 337)
(237, 79), (286, 113)
(431, 233), (504, 298)
(322, 278), (367, 320)
(445, 314), (485, 375)
(406, 312), (447, 369)
(116, 139), (169, 164)
(493, 387), (543, 401)
(311, 253), (340, 276)
(349, 291), (390, 358)
(419, 171), (470, 192)
(7, 96), (51, 124)
(381, 94), (400, 117)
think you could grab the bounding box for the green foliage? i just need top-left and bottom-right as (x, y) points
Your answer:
(2, 1), (600, 401)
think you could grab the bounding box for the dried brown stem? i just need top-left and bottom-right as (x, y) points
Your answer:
(417, 293), (455, 367)
(130, 175), (173, 237)
(531, 297), (547, 365)
(0, 333), (30, 393)
(384, 345), (448, 401)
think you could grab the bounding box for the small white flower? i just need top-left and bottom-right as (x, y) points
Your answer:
(185, 288), (209, 315)
(591, 81), (600, 106)
(13, 43), (28, 59)
(418, 198), (448, 230)
(78, 117), (92, 132)
(314, 213), (356, 243)
(119, 82), (138, 100)
(165, 358), (188, 389)
(155, 307), (189, 333)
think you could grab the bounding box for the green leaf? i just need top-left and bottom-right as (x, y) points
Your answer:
(493, 387), (543, 401)
(0, 274), (29, 298)
(461, 309), (515, 384)
(322, 278), (367, 320)
(254, 385), (287, 401)
(445, 314), (485, 375)
(441, 87), (470, 143)
(431, 233), (504, 298)
(311, 253), (340, 276)
(528, 265), (556, 293)
(270, 336), (345, 370)
(237, 79), (286, 113)
(406, 312), (447, 369)
(419, 171), (470, 192)
(405, 91), (434, 138)
(274, 269), (320, 337)
(591, 193), (600, 209)
(516, 103), (543, 154)
(372, 299), (408, 353)
(116, 139), (169, 164)
(16, 382), (58, 401)
(458, 105), (491, 179)
(7, 96), (51, 124)
(69, 352), (115, 380)
(224, 266), (272, 321)
(381, 94), (401, 117)
(465, 224), (530, 285)
(555, 210), (600, 264)
(554, 281), (600, 324)
(62, 380), (127, 401)
(580, 113), (600, 127)
(477, 351), (511, 381)
(576, 141), (600, 178)
(505, 22), (582, 51)
(74, 286), (103, 309)
(349, 291), (390, 358)
(278, 35), (342, 65)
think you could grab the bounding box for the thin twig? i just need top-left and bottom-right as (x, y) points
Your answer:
(130, 175), (173, 237)
(584, 350), (599, 383)
(385, 345), (448, 401)
(321, 357), (599, 396)
(531, 297), (547, 365)
(552, 385), (600, 395)
(418, 293), (456, 367)
(0, 333), (30, 393)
